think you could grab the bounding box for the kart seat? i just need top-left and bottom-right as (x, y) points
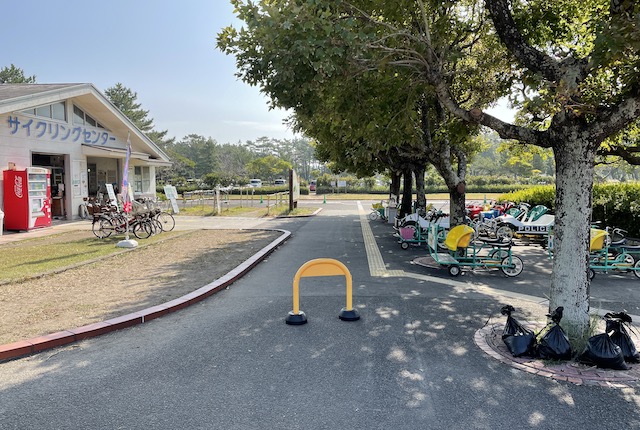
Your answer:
(506, 207), (521, 217)
(527, 205), (548, 222)
(445, 225), (475, 251)
(590, 229), (608, 252)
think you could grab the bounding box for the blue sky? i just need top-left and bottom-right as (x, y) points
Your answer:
(2, 1), (512, 145)
(1, 0), (295, 144)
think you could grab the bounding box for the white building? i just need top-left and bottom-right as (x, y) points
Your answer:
(0, 83), (171, 221)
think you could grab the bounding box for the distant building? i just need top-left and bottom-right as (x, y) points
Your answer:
(0, 83), (171, 220)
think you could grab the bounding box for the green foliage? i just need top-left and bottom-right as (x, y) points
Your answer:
(499, 185), (556, 208)
(104, 83), (155, 132)
(246, 155), (292, 182)
(592, 183), (640, 236)
(0, 64), (36, 83)
(201, 172), (244, 188)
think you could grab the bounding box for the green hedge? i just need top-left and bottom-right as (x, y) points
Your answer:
(592, 183), (640, 237)
(157, 185), (309, 196)
(500, 183), (640, 237)
(499, 185), (556, 209)
(315, 186), (388, 195)
(425, 184), (528, 194)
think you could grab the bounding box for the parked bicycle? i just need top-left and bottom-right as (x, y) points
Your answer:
(91, 206), (159, 239)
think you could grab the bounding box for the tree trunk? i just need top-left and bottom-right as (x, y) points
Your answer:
(414, 165), (426, 215)
(400, 169), (413, 218)
(550, 139), (597, 339)
(390, 170), (401, 204)
(448, 182), (466, 227)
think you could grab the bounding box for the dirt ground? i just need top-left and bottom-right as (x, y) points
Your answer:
(0, 229), (280, 345)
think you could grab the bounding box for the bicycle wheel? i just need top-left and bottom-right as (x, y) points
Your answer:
(152, 219), (163, 235)
(157, 211), (175, 232)
(92, 217), (113, 239)
(133, 220), (153, 239)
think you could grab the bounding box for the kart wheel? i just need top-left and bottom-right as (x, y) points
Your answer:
(368, 211), (379, 221)
(496, 225), (514, 240)
(448, 265), (461, 277)
(623, 253), (635, 266)
(402, 220), (417, 229)
(634, 260), (640, 279)
(401, 241), (409, 250)
(489, 249), (510, 260)
(588, 268), (596, 281)
(501, 256), (523, 277)
(436, 229), (448, 250)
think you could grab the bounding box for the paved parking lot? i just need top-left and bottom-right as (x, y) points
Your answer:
(0, 200), (639, 429)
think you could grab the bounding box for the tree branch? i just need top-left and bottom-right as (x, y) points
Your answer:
(588, 94), (640, 144)
(485, 0), (589, 84)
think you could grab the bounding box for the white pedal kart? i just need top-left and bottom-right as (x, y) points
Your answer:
(494, 205), (554, 246)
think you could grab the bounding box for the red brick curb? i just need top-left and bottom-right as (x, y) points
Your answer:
(474, 322), (640, 388)
(0, 229), (291, 362)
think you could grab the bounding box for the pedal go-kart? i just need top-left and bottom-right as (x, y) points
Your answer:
(395, 223), (448, 250)
(395, 207), (450, 249)
(494, 204), (554, 246)
(587, 229), (640, 280)
(368, 201), (388, 221)
(424, 224), (524, 277)
(605, 227), (640, 263)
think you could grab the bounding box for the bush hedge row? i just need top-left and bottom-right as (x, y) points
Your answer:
(157, 184), (309, 196)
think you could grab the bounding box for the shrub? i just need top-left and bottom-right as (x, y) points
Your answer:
(499, 185), (556, 209)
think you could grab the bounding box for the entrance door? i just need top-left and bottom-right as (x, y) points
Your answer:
(88, 163), (97, 195)
(32, 153), (66, 218)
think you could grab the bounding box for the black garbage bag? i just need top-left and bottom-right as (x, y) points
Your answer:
(605, 312), (640, 363)
(536, 308), (571, 360)
(501, 305), (535, 357)
(578, 333), (628, 370)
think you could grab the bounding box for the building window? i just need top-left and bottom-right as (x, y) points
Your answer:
(21, 101), (67, 121)
(72, 104), (105, 128)
(133, 166), (150, 194)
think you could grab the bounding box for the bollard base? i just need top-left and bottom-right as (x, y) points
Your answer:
(338, 308), (360, 321)
(286, 311), (307, 325)
(116, 238), (138, 248)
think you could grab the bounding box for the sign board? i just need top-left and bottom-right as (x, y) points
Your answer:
(338, 180), (347, 188)
(289, 169), (300, 210)
(105, 183), (118, 207)
(164, 185), (180, 213)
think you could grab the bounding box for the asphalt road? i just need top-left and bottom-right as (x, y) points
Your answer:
(1, 200), (639, 429)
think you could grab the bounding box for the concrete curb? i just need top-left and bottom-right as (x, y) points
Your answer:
(0, 229), (291, 362)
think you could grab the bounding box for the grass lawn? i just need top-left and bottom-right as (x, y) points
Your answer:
(0, 230), (185, 283)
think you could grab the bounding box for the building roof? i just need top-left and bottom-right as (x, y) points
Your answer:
(0, 83), (84, 102)
(0, 83), (171, 165)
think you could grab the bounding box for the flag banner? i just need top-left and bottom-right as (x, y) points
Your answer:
(122, 132), (132, 213)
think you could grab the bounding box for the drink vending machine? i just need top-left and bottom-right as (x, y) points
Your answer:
(2, 167), (52, 230)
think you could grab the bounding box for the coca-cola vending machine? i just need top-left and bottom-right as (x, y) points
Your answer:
(3, 167), (52, 230)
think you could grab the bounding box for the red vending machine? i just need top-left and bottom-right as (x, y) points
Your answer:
(3, 167), (52, 230)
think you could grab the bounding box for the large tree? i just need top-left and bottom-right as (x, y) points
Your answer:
(217, 0), (502, 223)
(435, 0), (640, 336)
(220, 0), (640, 337)
(335, 0), (640, 336)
